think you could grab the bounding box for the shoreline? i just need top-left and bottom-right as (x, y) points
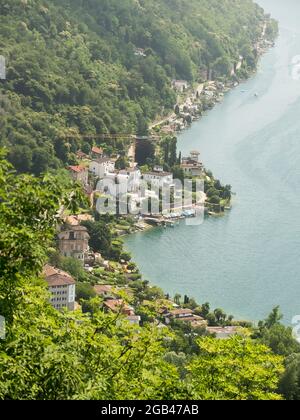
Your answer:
(122, 21), (278, 323)
(150, 19), (276, 139)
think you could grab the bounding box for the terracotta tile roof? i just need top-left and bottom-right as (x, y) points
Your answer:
(94, 285), (113, 295)
(43, 265), (76, 287)
(69, 165), (87, 173)
(43, 264), (58, 278)
(65, 214), (94, 226)
(92, 146), (104, 155)
(103, 299), (134, 315)
(46, 274), (76, 287)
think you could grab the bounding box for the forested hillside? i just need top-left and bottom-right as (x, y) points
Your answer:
(0, 150), (287, 400)
(0, 0), (275, 174)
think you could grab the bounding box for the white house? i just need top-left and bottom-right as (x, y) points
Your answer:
(206, 326), (239, 339)
(164, 308), (207, 328)
(43, 265), (76, 311)
(134, 48), (146, 57)
(89, 158), (115, 179)
(102, 167), (142, 195)
(172, 80), (189, 92)
(143, 170), (173, 188)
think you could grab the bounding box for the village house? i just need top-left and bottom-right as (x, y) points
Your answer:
(181, 151), (203, 177)
(181, 163), (203, 178)
(206, 326), (239, 339)
(58, 225), (90, 264)
(172, 79), (189, 92)
(134, 48), (146, 57)
(91, 146), (104, 159)
(143, 166), (173, 188)
(94, 285), (115, 299)
(164, 308), (207, 328)
(103, 298), (134, 315)
(103, 299), (141, 325)
(89, 158), (116, 179)
(68, 165), (89, 186)
(65, 214), (94, 226)
(43, 265), (76, 311)
(103, 167), (142, 195)
(84, 251), (104, 268)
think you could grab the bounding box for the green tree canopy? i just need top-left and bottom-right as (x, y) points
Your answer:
(188, 336), (284, 400)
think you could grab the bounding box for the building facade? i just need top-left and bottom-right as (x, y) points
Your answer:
(171, 79), (189, 92)
(89, 158), (116, 179)
(43, 265), (76, 311)
(68, 165), (89, 186)
(102, 167), (142, 194)
(91, 146), (104, 159)
(181, 151), (203, 178)
(58, 225), (90, 263)
(143, 170), (173, 188)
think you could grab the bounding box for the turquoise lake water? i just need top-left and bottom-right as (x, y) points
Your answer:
(124, 0), (300, 324)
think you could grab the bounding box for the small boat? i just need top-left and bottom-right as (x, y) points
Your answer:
(254, 92), (259, 97)
(183, 209), (196, 218)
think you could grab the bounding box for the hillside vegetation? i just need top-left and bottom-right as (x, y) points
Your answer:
(0, 0), (276, 173)
(0, 150), (287, 400)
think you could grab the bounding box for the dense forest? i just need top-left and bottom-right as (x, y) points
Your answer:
(0, 0), (276, 174)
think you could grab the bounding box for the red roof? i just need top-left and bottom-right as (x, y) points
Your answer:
(94, 285), (113, 295)
(46, 274), (76, 287)
(103, 299), (134, 315)
(43, 265), (76, 287)
(92, 146), (104, 155)
(69, 165), (87, 173)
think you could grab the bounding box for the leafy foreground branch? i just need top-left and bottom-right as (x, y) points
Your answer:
(0, 152), (286, 400)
